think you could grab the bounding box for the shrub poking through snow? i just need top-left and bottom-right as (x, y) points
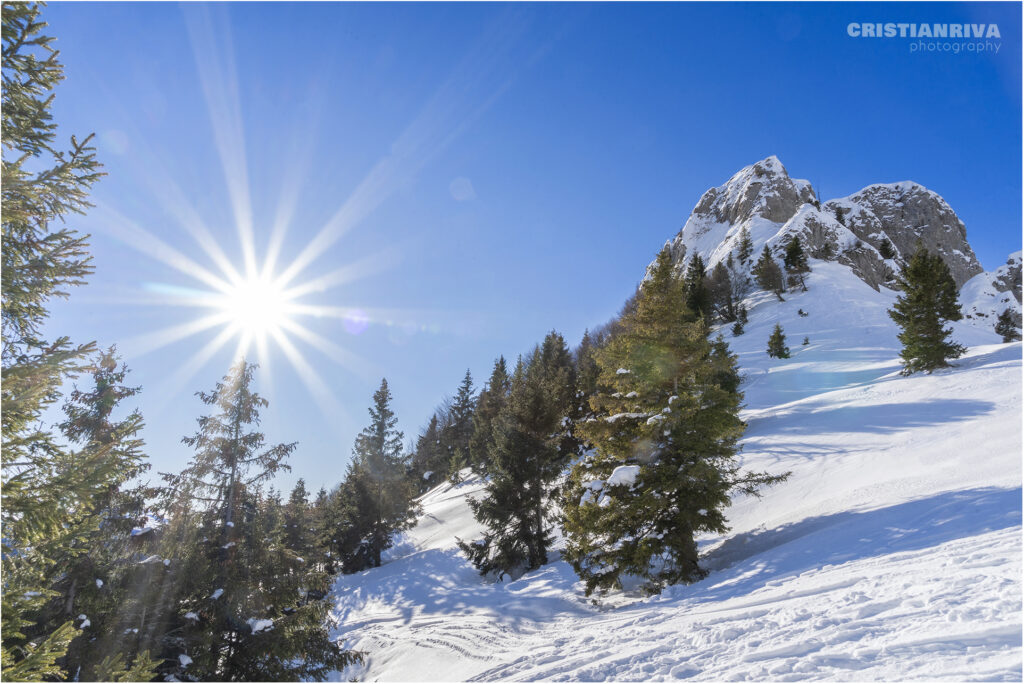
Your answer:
(562, 247), (788, 596)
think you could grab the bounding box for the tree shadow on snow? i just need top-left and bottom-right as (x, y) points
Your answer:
(756, 398), (995, 436)
(685, 486), (1021, 605)
(332, 546), (593, 632)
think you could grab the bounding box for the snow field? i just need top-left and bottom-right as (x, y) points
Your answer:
(329, 262), (1021, 681)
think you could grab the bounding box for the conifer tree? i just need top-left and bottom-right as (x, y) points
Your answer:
(783, 236), (809, 291)
(342, 379), (419, 568)
(411, 413), (445, 491)
(995, 309), (1021, 343)
(148, 362), (358, 681)
(38, 349), (158, 680)
(443, 370), (475, 481)
(683, 254), (712, 321)
(879, 237), (896, 260)
(284, 478), (316, 565)
(1, 6), (152, 677)
(888, 246), (965, 374)
(766, 323), (791, 358)
(562, 248), (786, 596)
(468, 356), (511, 476)
(574, 331), (601, 416)
(736, 226), (753, 264)
(753, 245), (784, 298)
(706, 261), (736, 322)
(459, 332), (578, 578)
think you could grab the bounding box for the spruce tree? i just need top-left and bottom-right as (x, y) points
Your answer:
(574, 330), (601, 417)
(683, 254), (712, 321)
(996, 309), (1021, 343)
(468, 356), (511, 476)
(343, 379), (419, 568)
(736, 226), (753, 264)
(783, 236), (809, 291)
(150, 362), (358, 681)
(706, 261), (736, 322)
(1, 6), (152, 678)
(888, 246), (965, 374)
(562, 248), (787, 596)
(753, 245), (784, 298)
(443, 370), (475, 481)
(879, 237), (896, 260)
(411, 413), (445, 491)
(459, 332), (577, 578)
(766, 323), (791, 358)
(39, 349), (158, 680)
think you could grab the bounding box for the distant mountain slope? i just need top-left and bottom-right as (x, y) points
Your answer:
(328, 263), (1022, 681)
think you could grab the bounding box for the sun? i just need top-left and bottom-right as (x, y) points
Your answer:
(219, 275), (293, 341)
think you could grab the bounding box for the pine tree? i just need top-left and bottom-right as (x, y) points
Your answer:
(343, 379), (419, 569)
(706, 261), (736, 322)
(783, 236), (809, 291)
(562, 248), (787, 596)
(766, 323), (791, 358)
(148, 362), (358, 681)
(879, 237), (896, 260)
(283, 478), (316, 566)
(736, 226), (753, 264)
(888, 246), (965, 374)
(411, 413), (445, 491)
(459, 332), (578, 578)
(683, 254), (712, 321)
(995, 309), (1021, 343)
(574, 331), (601, 417)
(37, 349), (158, 680)
(753, 245), (784, 298)
(468, 356), (511, 476)
(443, 370), (475, 481)
(1, 6), (150, 678)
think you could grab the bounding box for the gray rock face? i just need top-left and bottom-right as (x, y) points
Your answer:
(691, 155), (816, 227)
(823, 183), (984, 289)
(993, 252), (1022, 303)
(658, 158), (987, 296)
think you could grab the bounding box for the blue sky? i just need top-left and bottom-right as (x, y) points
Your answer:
(41, 2), (1021, 494)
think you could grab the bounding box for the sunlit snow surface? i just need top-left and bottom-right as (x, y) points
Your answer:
(329, 262), (1021, 681)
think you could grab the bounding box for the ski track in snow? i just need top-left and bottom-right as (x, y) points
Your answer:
(329, 263), (1022, 682)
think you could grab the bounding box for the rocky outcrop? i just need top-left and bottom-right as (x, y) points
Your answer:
(690, 156), (816, 227)
(823, 182), (983, 289)
(656, 158), (987, 295)
(960, 252), (1022, 329)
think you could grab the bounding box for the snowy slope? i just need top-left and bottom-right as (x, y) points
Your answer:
(328, 263), (1022, 682)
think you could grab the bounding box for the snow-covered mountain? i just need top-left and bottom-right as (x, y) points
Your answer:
(327, 257), (1022, 680)
(658, 156), (1019, 321)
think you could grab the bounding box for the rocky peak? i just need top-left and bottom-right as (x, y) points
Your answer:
(823, 182), (983, 289)
(691, 155), (817, 227)
(657, 159), (990, 296)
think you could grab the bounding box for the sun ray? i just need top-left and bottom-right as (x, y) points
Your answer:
(88, 76), (246, 287)
(275, 16), (534, 289)
(277, 318), (377, 381)
(183, 3), (258, 279)
(269, 327), (350, 426)
(92, 201), (234, 294)
(280, 247), (401, 301)
(262, 85), (328, 281)
(147, 325), (238, 416)
(121, 312), (233, 359)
